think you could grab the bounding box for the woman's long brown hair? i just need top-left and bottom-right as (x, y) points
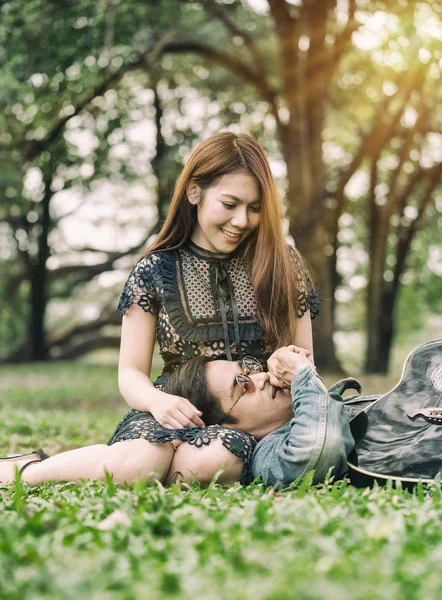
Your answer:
(147, 131), (306, 350)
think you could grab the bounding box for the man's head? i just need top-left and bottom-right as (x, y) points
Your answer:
(164, 356), (293, 439)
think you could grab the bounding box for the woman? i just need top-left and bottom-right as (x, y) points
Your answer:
(1, 132), (319, 486)
(0, 348), (321, 487)
(0, 360), (256, 486)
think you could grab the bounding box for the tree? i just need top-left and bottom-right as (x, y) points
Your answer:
(2, 0), (441, 372)
(0, 0), (183, 360)
(329, 9), (442, 372)
(0, 0), (256, 361)
(158, 0), (442, 371)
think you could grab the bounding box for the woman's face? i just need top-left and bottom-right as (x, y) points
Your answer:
(190, 172), (262, 254)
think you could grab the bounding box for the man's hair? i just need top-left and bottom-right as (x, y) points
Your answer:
(164, 356), (238, 426)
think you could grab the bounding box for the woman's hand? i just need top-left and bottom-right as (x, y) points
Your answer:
(149, 392), (206, 429)
(267, 345), (313, 388)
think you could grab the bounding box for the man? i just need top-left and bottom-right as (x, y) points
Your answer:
(206, 347), (355, 487)
(164, 346), (355, 488)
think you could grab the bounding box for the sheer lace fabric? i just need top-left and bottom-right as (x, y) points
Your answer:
(117, 240), (319, 382)
(108, 411), (256, 485)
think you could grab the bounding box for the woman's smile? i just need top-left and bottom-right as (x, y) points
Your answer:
(190, 172), (261, 254)
(220, 227), (244, 242)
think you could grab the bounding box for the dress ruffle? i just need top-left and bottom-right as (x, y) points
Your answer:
(107, 410), (256, 486)
(159, 251), (265, 344)
(117, 241), (320, 383)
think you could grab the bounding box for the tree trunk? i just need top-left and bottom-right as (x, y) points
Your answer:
(284, 135), (340, 372)
(28, 263), (49, 361)
(366, 287), (395, 374)
(278, 0), (341, 372)
(151, 79), (170, 222)
(52, 336), (121, 361)
(295, 219), (342, 372)
(364, 159), (442, 373)
(365, 170), (398, 374)
(27, 174), (52, 361)
(282, 128), (336, 370)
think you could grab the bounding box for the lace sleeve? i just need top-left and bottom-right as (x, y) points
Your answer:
(118, 254), (160, 316)
(287, 244), (320, 319)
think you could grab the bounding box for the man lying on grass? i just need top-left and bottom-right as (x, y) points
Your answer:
(0, 347), (354, 488)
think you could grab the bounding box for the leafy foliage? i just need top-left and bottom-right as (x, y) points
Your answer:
(1, 0), (441, 370)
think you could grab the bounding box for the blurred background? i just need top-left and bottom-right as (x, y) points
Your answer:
(1, 0), (441, 384)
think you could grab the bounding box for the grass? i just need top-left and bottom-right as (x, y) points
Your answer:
(0, 362), (123, 410)
(1, 361), (442, 599)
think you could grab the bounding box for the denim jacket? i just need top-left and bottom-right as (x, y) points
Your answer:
(251, 366), (355, 488)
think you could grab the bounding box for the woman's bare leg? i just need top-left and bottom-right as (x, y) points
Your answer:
(165, 439), (243, 486)
(0, 439), (175, 486)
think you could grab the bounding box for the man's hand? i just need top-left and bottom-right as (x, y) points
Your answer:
(267, 345), (313, 388)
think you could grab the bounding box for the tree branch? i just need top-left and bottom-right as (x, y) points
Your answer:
(0, 213), (26, 229)
(195, 0), (266, 74)
(386, 130), (417, 201)
(48, 229), (154, 284)
(52, 197), (89, 224)
(394, 163), (431, 222)
(49, 309), (121, 348)
(392, 161), (442, 297)
(68, 225), (155, 257)
(324, 0), (359, 86)
(49, 258), (121, 286)
(334, 62), (428, 214)
(267, 0), (299, 106)
(162, 37), (279, 108)
(51, 336), (121, 361)
(267, 0), (293, 26)
(22, 33), (177, 162)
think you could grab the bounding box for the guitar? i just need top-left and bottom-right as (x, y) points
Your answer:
(346, 339), (442, 490)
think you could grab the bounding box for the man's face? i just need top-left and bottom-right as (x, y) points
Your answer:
(206, 360), (294, 439)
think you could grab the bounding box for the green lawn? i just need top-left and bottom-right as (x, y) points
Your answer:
(1, 362), (442, 599)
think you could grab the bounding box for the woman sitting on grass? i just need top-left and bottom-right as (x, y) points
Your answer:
(0, 347), (353, 488)
(1, 132), (319, 487)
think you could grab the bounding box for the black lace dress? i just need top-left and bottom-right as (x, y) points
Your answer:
(108, 239), (320, 485)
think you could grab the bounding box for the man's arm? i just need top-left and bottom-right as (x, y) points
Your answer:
(252, 360), (355, 488)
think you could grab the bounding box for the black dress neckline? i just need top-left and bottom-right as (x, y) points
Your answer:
(185, 238), (244, 261)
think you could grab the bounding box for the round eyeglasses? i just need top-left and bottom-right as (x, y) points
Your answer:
(220, 356), (263, 422)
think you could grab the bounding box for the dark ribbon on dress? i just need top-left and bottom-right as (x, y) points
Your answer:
(215, 261), (243, 362)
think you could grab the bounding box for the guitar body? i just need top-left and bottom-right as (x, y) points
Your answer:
(347, 339), (442, 490)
